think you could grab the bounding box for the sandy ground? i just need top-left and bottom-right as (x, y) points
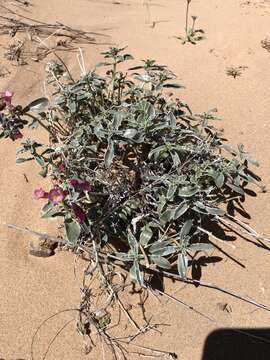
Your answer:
(0, 0), (270, 359)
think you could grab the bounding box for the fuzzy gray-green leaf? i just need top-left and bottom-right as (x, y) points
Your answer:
(150, 255), (171, 269)
(24, 97), (49, 113)
(178, 185), (199, 197)
(215, 173), (225, 188)
(180, 220), (193, 239)
(129, 261), (144, 285)
(139, 225), (153, 247)
(104, 140), (114, 168)
(177, 253), (188, 279)
(188, 243), (214, 252)
(65, 220), (81, 243)
(174, 202), (189, 220)
(160, 208), (176, 224)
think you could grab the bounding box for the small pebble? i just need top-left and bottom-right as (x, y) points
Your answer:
(29, 242), (53, 257)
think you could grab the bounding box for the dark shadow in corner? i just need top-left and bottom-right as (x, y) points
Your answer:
(202, 328), (270, 360)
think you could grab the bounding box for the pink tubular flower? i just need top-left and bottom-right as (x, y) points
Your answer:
(34, 187), (48, 200)
(0, 90), (14, 106)
(80, 180), (91, 192)
(71, 203), (86, 223)
(58, 163), (66, 173)
(69, 179), (91, 193)
(11, 130), (23, 141)
(14, 130), (23, 139)
(48, 186), (66, 205)
(70, 179), (79, 187)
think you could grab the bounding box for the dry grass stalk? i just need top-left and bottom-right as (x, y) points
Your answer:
(0, 4), (111, 64)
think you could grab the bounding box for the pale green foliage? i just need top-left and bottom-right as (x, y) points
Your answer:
(0, 47), (263, 283)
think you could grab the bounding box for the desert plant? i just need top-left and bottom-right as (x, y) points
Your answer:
(176, 0), (205, 45)
(1, 47), (269, 358)
(1, 46), (265, 280)
(226, 65), (248, 78)
(261, 37), (270, 52)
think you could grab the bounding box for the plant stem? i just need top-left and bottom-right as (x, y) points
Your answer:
(111, 62), (117, 102)
(185, 0), (191, 35)
(191, 17), (196, 33)
(24, 113), (51, 133)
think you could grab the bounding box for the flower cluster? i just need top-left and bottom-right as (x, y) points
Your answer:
(34, 181), (90, 223)
(0, 90), (24, 141)
(69, 179), (91, 192)
(34, 186), (67, 204)
(0, 90), (13, 108)
(10, 129), (23, 141)
(71, 202), (86, 223)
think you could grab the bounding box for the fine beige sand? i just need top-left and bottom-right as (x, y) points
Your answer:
(0, 0), (270, 359)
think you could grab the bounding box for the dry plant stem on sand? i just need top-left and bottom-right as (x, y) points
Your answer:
(7, 221), (270, 358)
(6, 222), (270, 314)
(185, 0), (191, 34)
(0, 14), (99, 43)
(0, 3), (111, 63)
(0, 3), (108, 41)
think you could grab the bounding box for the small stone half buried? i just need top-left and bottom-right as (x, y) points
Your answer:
(29, 237), (56, 257)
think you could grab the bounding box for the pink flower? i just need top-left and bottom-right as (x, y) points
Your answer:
(0, 90), (14, 106)
(70, 179), (79, 187)
(11, 130), (23, 141)
(58, 163), (66, 173)
(34, 187), (48, 200)
(71, 203), (86, 223)
(70, 179), (91, 192)
(48, 186), (66, 205)
(80, 180), (91, 192)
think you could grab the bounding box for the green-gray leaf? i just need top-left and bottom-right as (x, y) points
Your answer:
(160, 208), (176, 225)
(150, 256), (171, 269)
(178, 185), (199, 197)
(104, 140), (114, 168)
(226, 183), (245, 195)
(215, 173), (225, 188)
(35, 156), (45, 167)
(188, 243), (214, 252)
(129, 261), (144, 285)
(123, 128), (137, 139)
(41, 208), (63, 219)
(149, 240), (171, 254)
(174, 202), (189, 220)
(65, 220), (81, 243)
(171, 151), (181, 167)
(167, 184), (177, 200)
(180, 220), (193, 239)
(127, 230), (138, 255)
(247, 157), (259, 167)
(139, 226), (153, 247)
(177, 253), (188, 279)
(205, 206), (225, 216)
(112, 252), (133, 262)
(149, 246), (176, 257)
(24, 97), (49, 113)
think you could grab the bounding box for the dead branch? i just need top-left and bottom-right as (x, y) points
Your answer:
(6, 223), (67, 244)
